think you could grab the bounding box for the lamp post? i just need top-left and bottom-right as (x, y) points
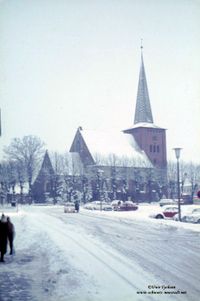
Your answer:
(97, 169), (104, 211)
(173, 148), (182, 221)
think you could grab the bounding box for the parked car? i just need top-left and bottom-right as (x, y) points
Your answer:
(64, 202), (76, 213)
(188, 213), (200, 224)
(115, 201), (138, 211)
(149, 205), (178, 219)
(102, 204), (113, 211)
(83, 202), (95, 210)
(111, 200), (123, 211)
(174, 206), (200, 222)
(84, 201), (112, 211)
(159, 199), (177, 207)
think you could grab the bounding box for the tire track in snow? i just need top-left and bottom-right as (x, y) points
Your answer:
(31, 211), (155, 300)
(49, 209), (200, 301)
(77, 211), (200, 298)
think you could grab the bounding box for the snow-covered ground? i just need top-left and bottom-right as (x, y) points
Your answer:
(0, 204), (200, 301)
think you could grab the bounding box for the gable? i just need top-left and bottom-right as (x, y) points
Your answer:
(69, 129), (95, 165)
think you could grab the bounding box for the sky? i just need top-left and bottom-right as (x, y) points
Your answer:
(0, 0), (200, 163)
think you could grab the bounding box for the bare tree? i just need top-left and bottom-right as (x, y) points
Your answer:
(3, 135), (45, 195)
(181, 162), (200, 201)
(0, 160), (17, 204)
(167, 160), (177, 198)
(50, 151), (65, 202)
(167, 160), (200, 202)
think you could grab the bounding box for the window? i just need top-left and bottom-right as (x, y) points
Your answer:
(157, 145), (160, 152)
(150, 145), (153, 152)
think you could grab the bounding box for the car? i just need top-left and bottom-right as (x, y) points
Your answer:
(149, 205), (178, 219)
(189, 213), (200, 224)
(115, 201), (138, 211)
(182, 208), (200, 223)
(158, 198), (177, 207)
(111, 200), (123, 210)
(102, 204), (113, 211)
(64, 202), (76, 213)
(174, 206), (200, 222)
(83, 202), (95, 210)
(92, 201), (106, 210)
(83, 201), (112, 211)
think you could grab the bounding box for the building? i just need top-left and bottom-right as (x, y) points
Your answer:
(32, 150), (85, 203)
(123, 48), (167, 170)
(69, 48), (167, 201)
(32, 150), (55, 203)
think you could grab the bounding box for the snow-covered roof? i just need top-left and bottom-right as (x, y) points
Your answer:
(80, 129), (152, 167)
(61, 152), (84, 176)
(125, 122), (165, 130)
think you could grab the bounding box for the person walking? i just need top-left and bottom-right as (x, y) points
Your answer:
(0, 214), (8, 262)
(7, 217), (15, 255)
(75, 200), (80, 213)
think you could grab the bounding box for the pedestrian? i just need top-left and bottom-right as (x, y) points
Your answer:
(7, 217), (15, 255)
(0, 214), (8, 262)
(75, 200), (80, 213)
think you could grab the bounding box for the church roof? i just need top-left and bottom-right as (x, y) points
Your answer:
(80, 128), (152, 167)
(33, 150), (55, 183)
(41, 150), (55, 174)
(134, 52), (154, 124)
(62, 152), (84, 176)
(125, 122), (166, 130)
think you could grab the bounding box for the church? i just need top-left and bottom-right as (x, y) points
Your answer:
(69, 48), (167, 201)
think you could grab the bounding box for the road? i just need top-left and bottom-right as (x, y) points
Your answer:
(0, 205), (200, 301)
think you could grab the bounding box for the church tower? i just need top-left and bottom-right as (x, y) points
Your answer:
(124, 47), (167, 169)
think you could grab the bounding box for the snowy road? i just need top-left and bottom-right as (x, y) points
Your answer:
(0, 205), (200, 301)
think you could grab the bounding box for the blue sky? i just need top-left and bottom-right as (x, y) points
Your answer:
(0, 0), (200, 163)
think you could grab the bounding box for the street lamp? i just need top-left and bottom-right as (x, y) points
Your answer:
(97, 169), (104, 211)
(173, 148), (182, 221)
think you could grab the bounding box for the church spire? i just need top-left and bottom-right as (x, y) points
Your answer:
(134, 46), (154, 124)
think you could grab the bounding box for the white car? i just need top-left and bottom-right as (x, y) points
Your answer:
(184, 208), (200, 223)
(174, 206), (200, 222)
(158, 199), (177, 207)
(84, 201), (112, 211)
(64, 202), (76, 213)
(149, 205), (178, 219)
(83, 201), (101, 210)
(188, 213), (200, 224)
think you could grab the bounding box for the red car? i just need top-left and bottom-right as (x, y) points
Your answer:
(150, 205), (178, 219)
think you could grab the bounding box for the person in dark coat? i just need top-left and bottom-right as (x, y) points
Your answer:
(75, 200), (80, 213)
(0, 214), (8, 262)
(7, 217), (15, 255)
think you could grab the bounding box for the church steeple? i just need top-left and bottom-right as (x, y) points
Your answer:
(134, 47), (154, 124)
(123, 46), (167, 170)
